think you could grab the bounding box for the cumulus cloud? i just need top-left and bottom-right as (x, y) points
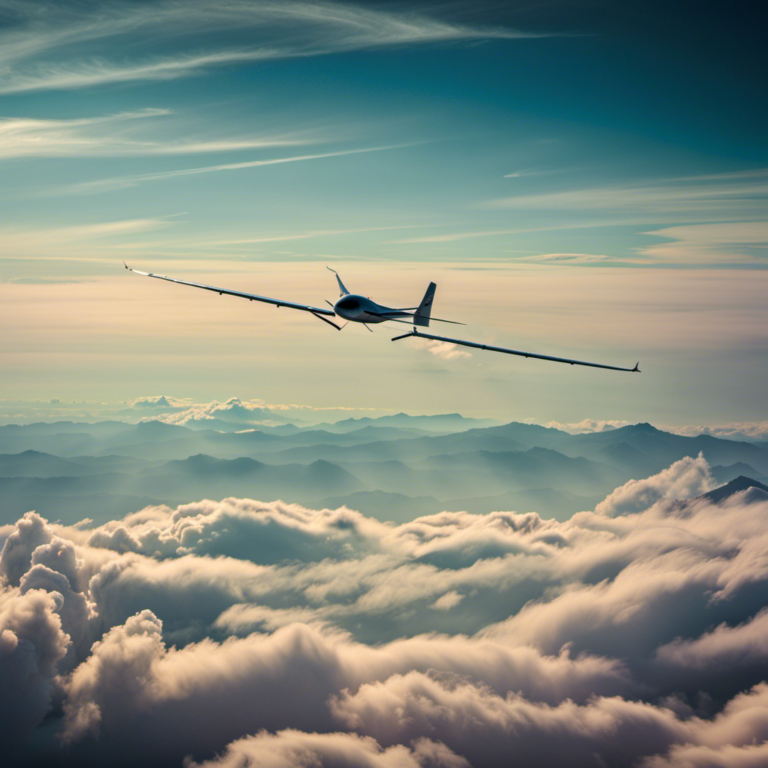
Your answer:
(3, 457), (768, 765)
(594, 453), (715, 516)
(332, 672), (690, 768)
(0, 588), (69, 751)
(141, 396), (290, 426)
(86, 497), (389, 563)
(534, 417), (632, 433)
(186, 730), (468, 768)
(0, 511), (54, 587)
(407, 337), (472, 361)
(128, 394), (191, 411)
(20, 563), (92, 668)
(0, 395), (386, 426)
(430, 591), (464, 610)
(655, 608), (768, 670)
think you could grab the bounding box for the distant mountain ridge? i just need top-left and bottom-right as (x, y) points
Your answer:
(700, 476), (768, 504)
(0, 418), (767, 525)
(310, 412), (503, 433)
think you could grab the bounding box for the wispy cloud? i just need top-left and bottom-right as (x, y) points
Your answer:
(202, 226), (423, 247)
(394, 229), (526, 244)
(60, 144), (411, 194)
(0, 109), (313, 159)
(531, 418), (633, 434)
(518, 253), (617, 265)
(391, 221), (644, 245)
(663, 420), (768, 441)
(485, 169), (768, 218)
(408, 337), (472, 361)
(503, 168), (565, 179)
(639, 221), (768, 264)
(0, 50), (285, 94)
(0, 216), (178, 256)
(479, 170), (768, 263)
(0, 0), (540, 94)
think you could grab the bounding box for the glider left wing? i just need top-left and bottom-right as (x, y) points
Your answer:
(124, 263), (337, 318)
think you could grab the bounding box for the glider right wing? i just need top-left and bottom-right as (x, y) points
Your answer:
(391, 328), (640, 372)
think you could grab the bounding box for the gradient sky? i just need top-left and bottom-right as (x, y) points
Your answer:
(2, 0), (766, 424)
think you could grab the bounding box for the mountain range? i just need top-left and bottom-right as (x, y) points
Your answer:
(1, 417), (766, 525)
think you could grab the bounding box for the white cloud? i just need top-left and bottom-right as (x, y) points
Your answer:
(128, 394), (191, 411)
(64, 144), (409, 194)
(141, 395), (286, 426)
(532, 418), (632, 434)
(203, 225), (420, 247)
(0, 1), (537, 94)
(0, 109), (314, 159)
(407, 337), (471, 361)
(332, 672), (690, 768)
(0, 395), (389, 427)
(0, 511), (53, 587)
(0, 217), (178, 257)
(3, 458), (768, 764)
(482, 171), (768, 259)
(639, 221), (768, 264)
(431, 591), (464, 610)
(520, 253), (617, 264)
(485, 170), (768, 216)
(187, 730), (469, 768)
(394, 229), (528, 244)
(594, 454), (715, 516)
(0, 589), (68, 749)
(655, 608), (768, 671)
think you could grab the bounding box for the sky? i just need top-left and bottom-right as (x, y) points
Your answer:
(1, 0), (766, 424)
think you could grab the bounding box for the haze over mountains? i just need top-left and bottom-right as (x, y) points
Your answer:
(3, 442), (768, 768)
(2, 414), (766, 526)
(3, 406), (768, 768)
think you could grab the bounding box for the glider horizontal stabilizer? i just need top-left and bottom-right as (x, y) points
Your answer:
(391, 329), (640, 373)
(367, 310), (466, 325)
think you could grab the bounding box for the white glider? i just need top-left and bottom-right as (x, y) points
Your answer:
(124, 263), (639, 373)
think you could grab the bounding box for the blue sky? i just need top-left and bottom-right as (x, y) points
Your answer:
(1, 0), (766, 423)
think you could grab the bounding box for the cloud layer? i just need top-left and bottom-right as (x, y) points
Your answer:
(0, 0), (532, 94)
(2, 458), (768, 765)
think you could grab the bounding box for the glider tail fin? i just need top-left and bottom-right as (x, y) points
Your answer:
(327, 266), (349, 296)
(414, 282), (436, 327)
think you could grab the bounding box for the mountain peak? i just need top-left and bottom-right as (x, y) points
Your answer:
(701, 476), (768, 504)
(136, 420), (185, 433)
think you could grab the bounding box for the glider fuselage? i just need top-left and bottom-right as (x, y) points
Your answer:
(333, 294), (409, 324)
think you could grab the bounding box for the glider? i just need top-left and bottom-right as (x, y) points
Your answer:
(124, 263), (640, 373)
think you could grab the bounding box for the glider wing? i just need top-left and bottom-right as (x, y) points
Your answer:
(124, 263), (336, 317)
(391, 329), (640, 372)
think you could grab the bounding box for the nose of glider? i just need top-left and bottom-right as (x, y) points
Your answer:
(334, 295), (364, 320)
